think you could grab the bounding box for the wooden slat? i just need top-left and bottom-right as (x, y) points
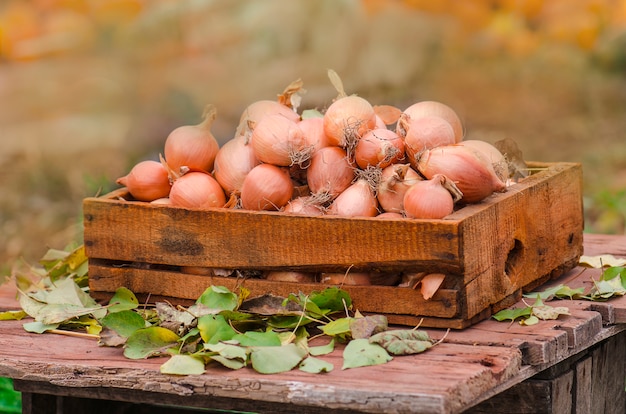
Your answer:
(88, 263), (460, 318)
(0, 316), (522, 414)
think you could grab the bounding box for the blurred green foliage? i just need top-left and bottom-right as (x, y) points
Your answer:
(0, 378), (20, 414)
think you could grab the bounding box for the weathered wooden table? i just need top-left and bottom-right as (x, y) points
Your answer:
(0, 234), (625, 414)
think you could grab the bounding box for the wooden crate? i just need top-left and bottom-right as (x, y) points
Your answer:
(84, 162), (583, 329)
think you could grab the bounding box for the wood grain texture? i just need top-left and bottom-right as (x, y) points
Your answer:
(84, 162), (584, 328)
(0, 234), (622, 414)
(0, 315), (521, 414)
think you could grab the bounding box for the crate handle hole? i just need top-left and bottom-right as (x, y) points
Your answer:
(505, 238), (524, 285)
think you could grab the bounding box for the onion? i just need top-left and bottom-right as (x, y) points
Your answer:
(264, 271), (317, 283)
(320, 271), (372, 286)
(354, 128), (405, 169)
(323, 70), (376, 150)
(164, 104), (220, 175)
(297, 116), (332, 154)
(417, 145), (506, 203)
(399, 115), (456, 170)
(328, 179), (379, 218)
(240, 164), (293, 211)
(250, 114), (311, 167)
(401, 100), (464, 142)
(377, 164), (422, 213)
(116, 160), (171, 202)
(458, 139), (509, 183)
(213, 135), (260, 195)
(306, 146), (355, 198)
(282, 195), (327, 216)
(150, 197), (171, 205)
(235, 79), (304, 137)
(375, 212), (404, 219)
(403, 174), (459, 219)
(181, 266), (214, 276)
(169, 171), (226, 209)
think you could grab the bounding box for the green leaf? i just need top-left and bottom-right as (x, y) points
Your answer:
(299, 356), (334, 373)
(23, 321), (59, 334)
(522, 285), (554, 300)
(600, 266), (625, 280)
(197, 314), (236, 345)
(588, 277), (626, 301)
(107, 287), (139, 313)
(520, 315), (539, 325)
(232, 330), (281, 347)
(0, 310), (27, 321)
(342, 338), (392, 369)
(124, 327), (180, 359)
(100, 310), (147, 338)
(268, 315), (311, 329)
(250, 343), (307, 374)
(492, 306), (532, 322)
(308, 339), (335, 356)
(369, 330), (434, 356)
(160, 355), (206, 375)
(309, 287), (352, 313)
(204, 342), (248, 370)
(321, 317), (352, 339)
(196, 286), (239, 311)
(552, 285), (586, 299)
(601, 266), (626, 289)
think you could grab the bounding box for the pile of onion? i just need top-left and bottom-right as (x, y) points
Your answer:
(112, 72), (520, 290)
(115, 75), (512, 217)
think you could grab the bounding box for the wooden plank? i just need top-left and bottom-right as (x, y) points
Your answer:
(588, 330), (626, 414)
(88, 263), (460, 318)
(575, 356), (592, 414)
(83, 194), (464, 272)
(0, 316), (522, 414)
(465, 371), (574, 414)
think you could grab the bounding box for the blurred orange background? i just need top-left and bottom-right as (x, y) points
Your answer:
(1, 0), (625, 273)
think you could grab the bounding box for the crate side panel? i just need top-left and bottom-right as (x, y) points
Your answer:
(83, 199), (463, 272)
(88, 264), (459, 318)
(459, 163), (583, 319)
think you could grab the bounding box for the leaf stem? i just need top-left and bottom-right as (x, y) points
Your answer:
(48, 329), (99, 340)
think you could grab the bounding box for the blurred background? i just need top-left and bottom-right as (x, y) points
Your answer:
(1, 0), (625, 276)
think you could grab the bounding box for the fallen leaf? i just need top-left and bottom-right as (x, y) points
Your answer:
(492, 306), (532, 322)
(160, 355), (206, 376)
(342, 338), (392, 369)
(579, 254), (626, 268)
(368, 330), (434, 356)
(532, 305), (570, 320)
(350, 315), (388, 339)
(299, 356), (334, 373)
(250, 343), (307, 374)
(124, 327), (180, 359)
